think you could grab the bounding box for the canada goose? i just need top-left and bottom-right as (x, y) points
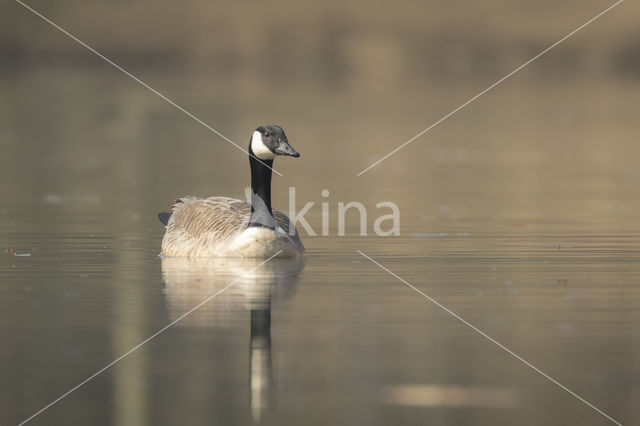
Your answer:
(159, 125), (304, 257)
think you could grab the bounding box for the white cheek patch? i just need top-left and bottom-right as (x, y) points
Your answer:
(251, 131), (276, 160)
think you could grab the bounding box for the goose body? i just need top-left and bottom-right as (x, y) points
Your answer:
(161, 196), (303, 257)
(159, 126), (304, 258)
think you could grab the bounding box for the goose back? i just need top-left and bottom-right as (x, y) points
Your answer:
(161, 196), (304, 257)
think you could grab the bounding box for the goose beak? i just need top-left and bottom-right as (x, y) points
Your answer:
(275, 139), (300, 158)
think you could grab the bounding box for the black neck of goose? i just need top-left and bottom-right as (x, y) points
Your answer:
(248, 153), (277, 228)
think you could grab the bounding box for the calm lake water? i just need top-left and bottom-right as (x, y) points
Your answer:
(2, 24), (640, 425)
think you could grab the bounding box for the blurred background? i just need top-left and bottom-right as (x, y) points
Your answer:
(1, 0), (639, 213)
(1, 0), (639, 425)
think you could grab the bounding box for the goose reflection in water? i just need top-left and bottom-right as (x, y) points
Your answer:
(161, 256), (305, 421)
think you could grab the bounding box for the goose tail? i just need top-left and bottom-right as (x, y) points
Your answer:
(158, 211), (172, 227)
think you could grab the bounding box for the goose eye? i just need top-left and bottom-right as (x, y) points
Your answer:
(263, 132), (270, 138)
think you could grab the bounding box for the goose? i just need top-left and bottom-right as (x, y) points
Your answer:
(158, 125), (304, 257)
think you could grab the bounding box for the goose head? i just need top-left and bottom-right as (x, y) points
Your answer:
(249, 125), (300, 161)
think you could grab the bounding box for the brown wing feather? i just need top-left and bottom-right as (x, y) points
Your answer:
(170, 197), (249, 239)
(163, 197), (304, 255)
(272, 208), (304, 251)
(167, 196), (304, 252)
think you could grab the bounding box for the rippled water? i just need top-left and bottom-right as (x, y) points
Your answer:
(3, 202), (639, 425)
